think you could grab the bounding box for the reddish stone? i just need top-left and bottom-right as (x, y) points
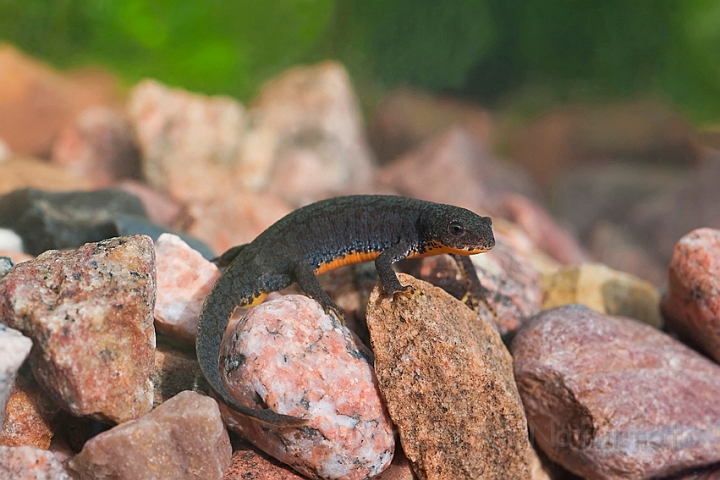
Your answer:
(1, 372), (62, 449)
(368, 87), (494, 164)
(66, 391), (232, 480)
(0, 235), (156, 424)
(512, 304), (720, 479)
(186, 189), (292, 254)
(0, 44), (120, 157)
(376, 126), (536, 215)
(219, 294), (394, 480)
(496, 193), (589, 265)
(367, 274), (532, 480)
(222, 445), (305, 480)
(661, 228), (720, 362)
(115, 179), (182, 227)
(50, 106), (141, 187)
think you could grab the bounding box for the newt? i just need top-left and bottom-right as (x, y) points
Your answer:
(197, 195), (495, 427)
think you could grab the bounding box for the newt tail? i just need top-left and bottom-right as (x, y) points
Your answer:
(197, 195), (495, 427)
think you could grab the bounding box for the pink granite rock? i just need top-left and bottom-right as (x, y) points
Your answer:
(66, 390), (231, 480)
(247, 61), (376, 205)
(0, 445), (71, 480)
(50, 105), (141, 187)
(512, 304), (720, 479)
(661, 228), (720, 362)
(0, 325), (32, 422)
(154, 233), (220, 343)
(412, 237), (542, 337)
(218, 294), (394, 480)
(0, 235), (156, 424)
(127, 79), (246, 203)
(367, 273), (533, 480)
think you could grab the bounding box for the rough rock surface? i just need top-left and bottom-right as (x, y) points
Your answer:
(661, 228), (720, 362)
(152, 342), (208, 408)
(222, 444), (306, 480)
(248, 61), (376, 205)
(543, 263), (662, 328)
(366, 273), (532, 479)
(0, 235), (156, 424)
(0, 372), (62, 448)
(128, 79), (247, 203)
(0, 445), (71, 480)
(219, 294), (394, 480)
(66, 390), (231, 480)
(413, 238), (542, 338)
(512, 304), (720, 479)
(0, 325), (33, 422)
(154, 233), (220, 343)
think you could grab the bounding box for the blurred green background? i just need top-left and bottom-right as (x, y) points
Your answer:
(1, 0), (718, 123)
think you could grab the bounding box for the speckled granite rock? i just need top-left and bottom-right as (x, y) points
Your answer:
(543, 263), (662, 328)
(413, 237), (542, 338)
(66, 390), (231, 480)
(152, 342), (208, 408)
(0, 372), (62, 448)
(366, 273), (532, 480)
(0, 235), (156, 424)
(219, 294), (394, 480)
(0, 445), (70, 480)
(661, 228), (720, 362)
(0, 325), (32, 422)
(512, 304), (720, 479)
(154, 233), (220, 343)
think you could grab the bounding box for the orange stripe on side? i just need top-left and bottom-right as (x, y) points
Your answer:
(239, 291), (267, 308)
(315, 251), (382, 275)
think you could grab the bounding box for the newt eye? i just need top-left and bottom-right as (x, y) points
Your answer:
(448, 221), (465, 236)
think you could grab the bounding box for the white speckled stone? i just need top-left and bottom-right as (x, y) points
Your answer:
(0, 325), (32, 421)
(218, 294), (394, 480)
(154, 233), (220, 343)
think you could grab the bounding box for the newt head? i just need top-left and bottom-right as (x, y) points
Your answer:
(417, 204), (495, 256)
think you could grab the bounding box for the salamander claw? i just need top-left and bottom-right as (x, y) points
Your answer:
(392, 284), (419, 300)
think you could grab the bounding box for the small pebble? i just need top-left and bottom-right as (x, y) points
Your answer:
(154, 233), (220, 343)
(0, 445), (70, 480)
(0, 372), (62, 449)
(0, 325), (33, 422)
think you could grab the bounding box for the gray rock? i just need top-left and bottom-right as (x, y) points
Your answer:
(0, 256), (12, 278)
(0, 325), (33, 422)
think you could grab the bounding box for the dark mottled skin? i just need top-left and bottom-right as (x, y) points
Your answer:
(197, 195), (495, 427)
